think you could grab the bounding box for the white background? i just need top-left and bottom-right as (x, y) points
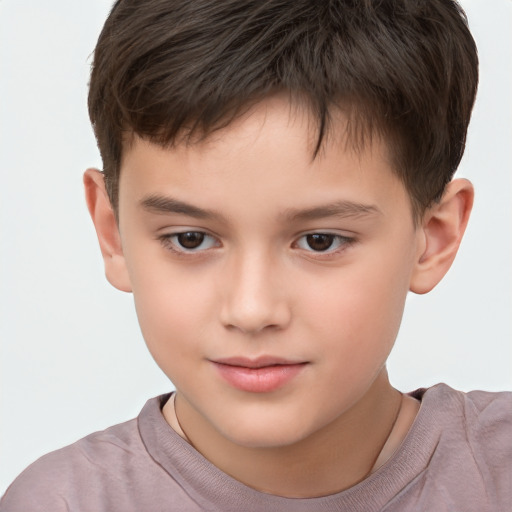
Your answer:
(1, 0), (511, 495)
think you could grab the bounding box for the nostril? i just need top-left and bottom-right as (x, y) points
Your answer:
(220, 300), (291, 334)
(218, 259), (291, 333)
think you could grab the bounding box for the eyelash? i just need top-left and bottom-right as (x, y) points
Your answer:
(293, 233), (355, 256)
(158, 231), (355, 257)
(158, 231), (220, 254)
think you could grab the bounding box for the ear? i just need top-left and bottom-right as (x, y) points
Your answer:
(410, 178), (474, 294)
(83, 168), (132, 292)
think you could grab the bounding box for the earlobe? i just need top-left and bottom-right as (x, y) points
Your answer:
(410, 178), (474, 295)
(83, 168), (132, 293)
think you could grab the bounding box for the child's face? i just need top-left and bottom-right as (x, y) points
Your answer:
(116, 96), (424, 448)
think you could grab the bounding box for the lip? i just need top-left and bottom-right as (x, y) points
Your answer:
(210, 356), (308, 393)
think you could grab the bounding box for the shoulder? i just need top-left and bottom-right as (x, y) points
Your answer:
(408, 384), (512, 508)
(455, 387), (512, 476)
(417, 383), (512, 454)
(418, 383), (512, 439)
(0, 415), (146, 512)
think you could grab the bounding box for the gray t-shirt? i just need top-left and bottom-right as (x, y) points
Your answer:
(1, 384), (511, 511)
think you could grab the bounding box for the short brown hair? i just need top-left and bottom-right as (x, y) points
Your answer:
(88, 0), (478, 218)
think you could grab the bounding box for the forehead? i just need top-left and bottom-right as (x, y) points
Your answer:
(124, 92), (390, 165)
(119, 96), (411, 222)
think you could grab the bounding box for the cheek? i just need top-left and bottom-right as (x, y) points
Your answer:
(302, 256), (410, 377)
(128, 260), (212, 372)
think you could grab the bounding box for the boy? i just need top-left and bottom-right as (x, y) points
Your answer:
(1, 0), (510, 510)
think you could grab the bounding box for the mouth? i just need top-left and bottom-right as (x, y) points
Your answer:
(210, 356), (309, 393)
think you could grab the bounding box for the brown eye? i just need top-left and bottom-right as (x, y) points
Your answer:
(177, 232), (205, 249)
(305, 234), (335, 251)
(160, 231), (219, 254)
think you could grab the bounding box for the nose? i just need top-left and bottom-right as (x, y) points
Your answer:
(219, 251), (291, 334)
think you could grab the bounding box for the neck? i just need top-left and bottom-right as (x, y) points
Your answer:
(164, 370), (417, 498)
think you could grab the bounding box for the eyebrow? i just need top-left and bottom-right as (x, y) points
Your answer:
(140, 194), (381, 222)
(141, 195), (223, 221)
(282, 201), (381, 222)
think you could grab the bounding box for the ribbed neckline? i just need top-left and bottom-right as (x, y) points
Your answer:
(138, 384), (456, 512)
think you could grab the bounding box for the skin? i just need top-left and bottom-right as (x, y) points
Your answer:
(85, 96), (473, 498)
